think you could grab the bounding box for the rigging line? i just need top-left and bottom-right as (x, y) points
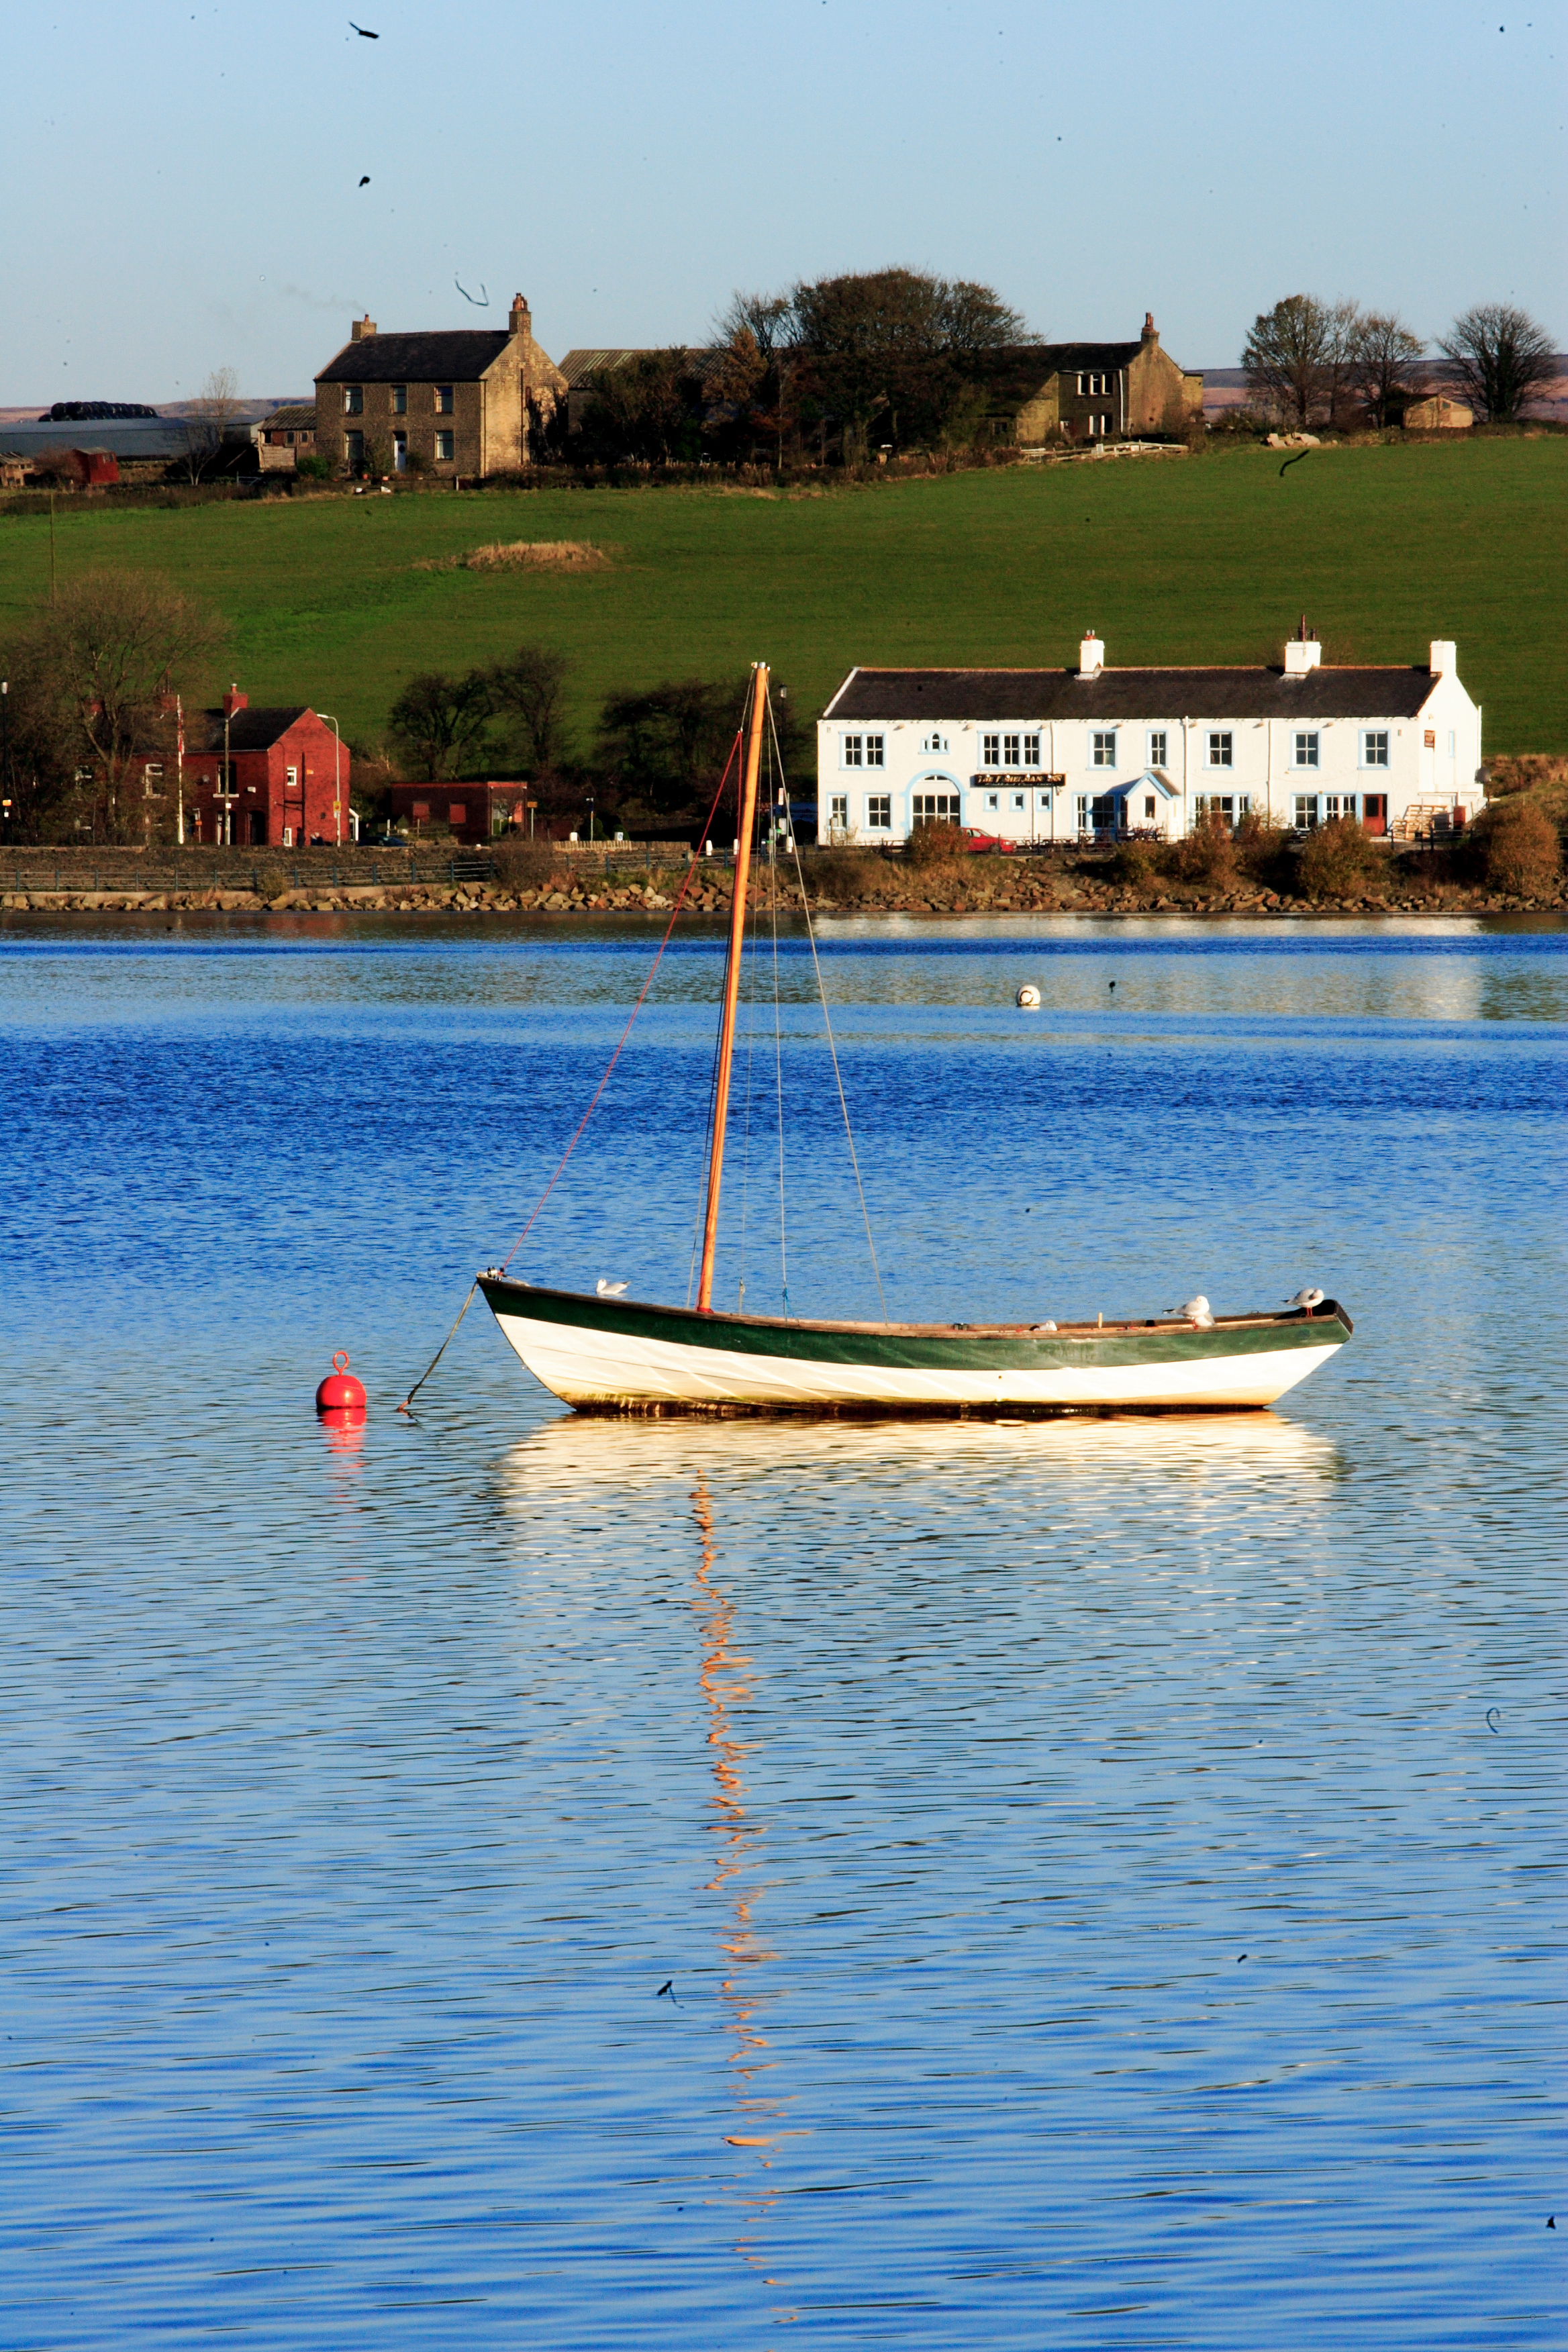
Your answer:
(399, 737), (744, 1415)
(769, 744), (790, 1322)
(499, 734), (744, 1280)
(686, 968), (728, 1310)
(736, 879), (762, 1314)
(767, 700), (890, 1325)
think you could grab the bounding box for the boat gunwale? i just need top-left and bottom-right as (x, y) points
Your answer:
(479, 1274), (1353, 1344)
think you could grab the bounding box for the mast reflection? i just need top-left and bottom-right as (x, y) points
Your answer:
(689, 1478), (804, 2301)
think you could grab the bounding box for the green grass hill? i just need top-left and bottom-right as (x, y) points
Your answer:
(2, 438), (1563, 759)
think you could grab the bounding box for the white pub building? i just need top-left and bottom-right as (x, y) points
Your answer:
(816, 630), (1483, 845)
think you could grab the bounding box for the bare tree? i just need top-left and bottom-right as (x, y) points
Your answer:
(178, 366), (245, 483)
(387, 669), (495, 781)
(1348, 310), (1426, 427)
(5, 572), (226, 840)
(1438, 303), (1557, 422)
(1242, 295), (1361, 428)
(487, 644), (571, 775)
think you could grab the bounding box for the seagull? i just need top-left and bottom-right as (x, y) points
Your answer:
(358, 175), (371, 186)
(1284, 1286), (1324, 1312)
(596, 1279), (629, 1297)
(1167, 1295), (1214, 1327)
(349, 19), (379, 34)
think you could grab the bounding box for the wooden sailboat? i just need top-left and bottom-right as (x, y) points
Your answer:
(479, 666), (1352, 1417)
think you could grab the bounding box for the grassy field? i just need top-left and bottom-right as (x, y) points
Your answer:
(1, 438), (1563, 758)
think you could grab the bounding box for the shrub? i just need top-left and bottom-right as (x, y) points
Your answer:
(808, 846), (881, 900)
(1107, 839), (1157, 888)
(1297, 816), (1384, 898)
(1232, 810), (1292, 886)
(903, 819), (969, 869)
(491, 836), (569, 891)
(294, 453), (333, 481)
(1169, 807), (1238, 887)
(1475, 797), (1562, 894)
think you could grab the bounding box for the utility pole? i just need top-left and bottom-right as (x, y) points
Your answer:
(48, 493), (56, 603)
(175, 694), (185, 846)
(320, 712), (344, 846)
(224, 692), (233, 846)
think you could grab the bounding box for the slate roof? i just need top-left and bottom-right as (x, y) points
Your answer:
(256, 403), (317, 434)
(558, 346), (712, 387)
(187, 707), (313, 754)
(822, 667), (1440, 723)
(317, 331), (512, 384)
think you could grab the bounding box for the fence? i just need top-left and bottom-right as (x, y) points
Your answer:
(4, 846), (498, 892)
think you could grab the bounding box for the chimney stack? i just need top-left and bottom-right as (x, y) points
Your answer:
(1142, 311), (1158, 344)
(1429, 639), (1455, 675)
(1283, 622), (1322, 675)
(1079, 630), (1105, 677)
(349, 314), (377, 342)
(223, 687), (248, 717)
(509, 293), (532, 340)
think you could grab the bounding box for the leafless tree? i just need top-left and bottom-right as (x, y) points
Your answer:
(487, 644), (571, 774)
(1438, 303), (1557, 422)
(1347, 311), (1426, 427)
(1242, 295), (1361, 428)
(178, 366), (245, 483)
(5, 572), (226, 840)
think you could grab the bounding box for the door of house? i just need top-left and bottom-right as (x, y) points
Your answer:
(1361, 793), (1387, 836)
(248, 810), (266, 846)
(1091, 793), (1118, 835)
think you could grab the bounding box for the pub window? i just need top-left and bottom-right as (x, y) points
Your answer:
(1143, 795), (1157, 821)
(982, 732), (1001, 765)
(921, 732), (949, 753)
(829, 793), (848, 828)
(1293, 731), (1320, 769)
(842, 734), (864, 768)
(1021, 733), (1040, 766)
(865, 794), (892, 828)
(1294, 793), (1320, 830)
(1361, 730), (1389, 768)
(1207, 731), (1234, 768)
(1091, 730), (1117, 769)
(864, 734), (885, 768)
(1147, 729), (1168, 767)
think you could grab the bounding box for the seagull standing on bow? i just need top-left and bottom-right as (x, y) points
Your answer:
(1284, 1287), (1325, 1314)
(596, 1279), (629, 1297)
(1167, 1294), (1214, 1328)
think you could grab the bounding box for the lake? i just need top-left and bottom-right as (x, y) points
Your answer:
(0, 912), (1562, 2347)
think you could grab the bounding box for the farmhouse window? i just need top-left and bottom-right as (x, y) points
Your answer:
(343, 385), (364, 415)
(865, 795), (892, 828)
(1293, 731), (1320, 769)
(1087, 413), (1111, 437)
(1361, 730), (1389, 767)
(1147, 729), (1168, 767)
(435, 430), (455, 462)
(392, 385), (407, 414)
(1076, 371), (1110, 396)
(1091, 730), (1117, 769)
(435, 385), (455, 414)
(1206, 732), (1234, 769)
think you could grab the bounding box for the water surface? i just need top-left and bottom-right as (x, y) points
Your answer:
(1, 914), (1562, 2347)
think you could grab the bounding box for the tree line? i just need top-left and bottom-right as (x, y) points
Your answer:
(1242, 296), (1557, 429)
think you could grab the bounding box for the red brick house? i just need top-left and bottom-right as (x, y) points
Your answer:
(179, 693), (351, 846)
(388, 781), (532, 842)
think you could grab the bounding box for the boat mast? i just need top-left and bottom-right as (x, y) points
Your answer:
(697, 663), (769, 1313)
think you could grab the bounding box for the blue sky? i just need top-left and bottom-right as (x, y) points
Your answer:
(2, 0), (1561, 402)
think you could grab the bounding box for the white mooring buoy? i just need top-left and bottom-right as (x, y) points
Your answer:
(1016, 983), (1041, 1009)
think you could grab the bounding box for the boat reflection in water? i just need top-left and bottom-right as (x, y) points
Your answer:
(497, 1405), (1341, 1511)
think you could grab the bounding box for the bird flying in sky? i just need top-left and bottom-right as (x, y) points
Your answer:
(350, 20), (379, 35)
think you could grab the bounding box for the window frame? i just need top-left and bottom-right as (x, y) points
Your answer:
(1293, 793), (1320, 831)
(434, 385), (456, 415)
(434, 428), (456, 463)
(391, 385), (407, 415)
(1091, 729), (1118, 770)
(1360, 730), (1390, 769)
(865, 793), (892, 830)
(342, 385), (363, 415)
(1292, 730), (1320, 770)
(1147, 728), (1168, 769)
(1206, 730), (1234, 770)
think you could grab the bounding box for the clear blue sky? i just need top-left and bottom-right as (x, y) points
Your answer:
(2, 0), (1561, 403)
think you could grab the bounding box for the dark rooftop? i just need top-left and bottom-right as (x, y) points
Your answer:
(317, 330), (513, 385)
(823, 667), (1441, 724)
(188, 707), (313, 752)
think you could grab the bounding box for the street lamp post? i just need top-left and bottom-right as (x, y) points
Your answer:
(318, 713), (344, 846)
(585, 791), (595, 844)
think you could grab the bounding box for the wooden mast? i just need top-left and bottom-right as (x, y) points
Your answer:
(697, 663), (769, 1313)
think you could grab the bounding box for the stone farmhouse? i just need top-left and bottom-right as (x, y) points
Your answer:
(979, 315), (1203, 444)
(314, 297), (567, 479)
(816, 632), (1483, 846)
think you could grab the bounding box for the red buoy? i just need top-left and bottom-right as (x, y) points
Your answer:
(315, 1349), (367, 1415)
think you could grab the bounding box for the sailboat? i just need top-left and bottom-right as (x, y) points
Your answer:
(478, 667), (1352, 1417)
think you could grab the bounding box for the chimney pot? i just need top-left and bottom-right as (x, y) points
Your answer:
(1142, 311), (1157, 340)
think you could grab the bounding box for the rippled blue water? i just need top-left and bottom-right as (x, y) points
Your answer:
(1, 913), (1563, 2348)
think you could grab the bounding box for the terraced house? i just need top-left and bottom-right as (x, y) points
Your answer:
(313, 297), (567, 479)
(817, 632), (1483, 845)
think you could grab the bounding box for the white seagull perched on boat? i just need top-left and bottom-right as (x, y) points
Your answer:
(1167, 1295), (1214, 1327)
(596, 1279), (630, 1297)
(1284, 1286), (1325, 1312)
